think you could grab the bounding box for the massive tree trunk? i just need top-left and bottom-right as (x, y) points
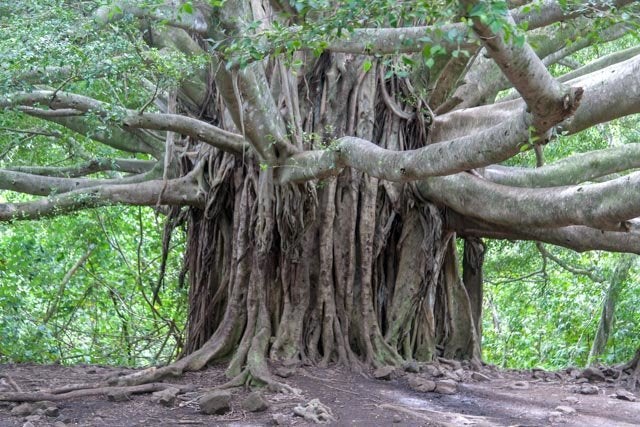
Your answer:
(2, 0), (640, 397)
(178, 57), (482, 385)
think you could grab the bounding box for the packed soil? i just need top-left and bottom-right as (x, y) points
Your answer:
(1, 361), (639, 426)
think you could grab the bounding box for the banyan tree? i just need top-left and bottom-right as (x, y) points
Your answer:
(1, 0), (640, 391)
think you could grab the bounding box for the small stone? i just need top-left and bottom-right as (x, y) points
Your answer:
(22, 422), (35, 427)
(408, 375), (436, 392)
(570, 384), (599, 395)
(472, 372), (491, 382)
(199, 390), (232, 415)
(562, 396), (579, 404)
(11, 403), (35, 416)
(555, 405), (576, 415)
(434, 379), (458, 395)
(421, 364), (440, 377)
(581, 367), (606, 382)
(402, 361), (420, 373)
(510, 381), (530, 390)
(272, 413), (288, 425)
(392, 414), (402, 423)
(275, 367), (296, 378)
(151, 386), (180, 407)
(44, 406), (60, 417)
(106, 390), (131, 402)
(548, 411), (562, 418)
(55, 414), (73, 423)
(614, 389), (637, 402)
(576, 378), (588, 384)
(25, 415), (42, 422)
(373, 366), (395, 380)
(53, 422), (68, 427)
(242, 391), (269, 412)
(444, 371), (461, 382)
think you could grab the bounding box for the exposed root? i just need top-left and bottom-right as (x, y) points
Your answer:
(0, 383), (191, 403)
(293, 399), (336, 424)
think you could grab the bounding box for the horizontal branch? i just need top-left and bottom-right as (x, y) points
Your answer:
(419, 171), (640, 231)
(0, 166), (162, 196)
(6, 158), (156, 178)
(1, 91), (248, 156)
(559, 44), (640, 83)
(433, 53), (640, 144)
(450, 213), (640, 254)
(562, 54), (640, 135)
(95, 2), (208, 34)
(0, 176), (202, 222)
(276, 111), (532, 183)
(481, 143), (640, 187)
(326, 0), (635, 55)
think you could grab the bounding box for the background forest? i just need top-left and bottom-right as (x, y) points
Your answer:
(0, 0), (638, 371)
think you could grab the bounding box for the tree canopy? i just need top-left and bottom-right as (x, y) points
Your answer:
(1, 0), (640, 252)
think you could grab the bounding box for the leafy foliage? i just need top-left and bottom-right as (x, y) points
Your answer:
(0, 207), (186, 366)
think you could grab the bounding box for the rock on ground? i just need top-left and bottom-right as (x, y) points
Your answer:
(408, 375), (436, 392)
(581, 367), (606, 382)
(613, 389), (637, 402)
(434, 379), (458, 395)
(151, 386), (180, 407)
(293, 399), (335, 423)
(198, 390), (232, 415)
(373, 366), (395, 380)
(242, 391), (269, 412)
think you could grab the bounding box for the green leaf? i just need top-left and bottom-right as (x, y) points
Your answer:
(362, 59), (372, 72)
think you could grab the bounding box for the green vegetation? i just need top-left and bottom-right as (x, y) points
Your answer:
(0, 208), (186, 366)
(0, 0), (638, 373)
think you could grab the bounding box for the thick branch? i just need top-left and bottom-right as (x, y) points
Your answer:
(95, 2), (209, 34)
(559, 44), (640, 83)
(461, 0), (581, 130)
(1, 91), (247, 155)
(481, 143), (640, 187)
(7, 159), (156, 177)
(420, 171), (640, 230)
(432, 53), (640, 144)
(561, 54), (640, 135)
(0, 166), (162, 196)
(0, 176), (202, 222)
(276, 111), (532, 183)
(326, 0), (635, 55)
(450, 213), (640, 254)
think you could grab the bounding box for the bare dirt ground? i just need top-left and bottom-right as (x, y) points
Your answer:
(1, 361), (639, 426)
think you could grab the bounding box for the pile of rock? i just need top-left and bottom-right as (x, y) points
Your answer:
(373, 357), (493, 396)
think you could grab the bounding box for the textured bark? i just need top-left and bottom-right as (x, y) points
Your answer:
(463, 237), (485, 341)
(174, 56), (482, 382)
(588, 255), (636, 364)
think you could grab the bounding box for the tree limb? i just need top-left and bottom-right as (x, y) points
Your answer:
(6, 159), (156, 177)
(420, 171), (640, 231)
(450, 213), (640, 254)
(0, 176), (202, 222)
(481, 143), (640, 187)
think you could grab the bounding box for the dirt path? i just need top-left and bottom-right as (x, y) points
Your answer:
(1, 363), (639, 426)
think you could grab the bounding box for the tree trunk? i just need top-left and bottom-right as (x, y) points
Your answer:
(588, 254), (636, 365)
(463, 237), (485, 344)
(174, 54), (483, 384)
